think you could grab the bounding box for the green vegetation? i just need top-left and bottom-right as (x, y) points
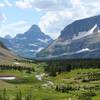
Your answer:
(0, 59), (99, 100)
(44, 59), (100, 76)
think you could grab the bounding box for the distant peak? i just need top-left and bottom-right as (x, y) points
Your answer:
(31, 24), (39, 28)
(24, 24), (41, 35)
(4, 35), (12, 39)
(30, 25), (41, 30)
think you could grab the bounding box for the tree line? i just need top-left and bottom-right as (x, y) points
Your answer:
(0, 64), (35, 72)
(43, 59), (100, 76)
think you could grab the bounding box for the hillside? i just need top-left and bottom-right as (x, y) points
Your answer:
(0, 42), (17, 63)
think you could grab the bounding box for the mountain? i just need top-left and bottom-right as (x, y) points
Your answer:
(37, 15), (100, 59)
(0, 41), (17, 63)
(2, 25), (53, 58)
(4, 35), (12, 40)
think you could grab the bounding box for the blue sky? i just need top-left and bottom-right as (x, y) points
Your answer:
(0, 0), (100, 39)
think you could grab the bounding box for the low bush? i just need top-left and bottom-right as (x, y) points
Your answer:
(77, 91), (96, 100)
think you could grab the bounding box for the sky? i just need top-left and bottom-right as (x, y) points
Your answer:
(0, 0), (100, 39)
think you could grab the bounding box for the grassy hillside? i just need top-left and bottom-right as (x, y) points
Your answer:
(0, 41), (17, 65)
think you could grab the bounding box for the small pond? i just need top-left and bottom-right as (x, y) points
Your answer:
(0, 76), (16, 80)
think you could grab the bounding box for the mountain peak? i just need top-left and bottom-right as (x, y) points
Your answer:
(4, 35), (12, 39)
(28, 24), (41, 32)
(24, 24), (44, 38)
(31, 24), (40, 29)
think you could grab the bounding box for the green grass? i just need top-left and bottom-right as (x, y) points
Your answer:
(0, 63), (99, 100)
(0, 70), (68, 99)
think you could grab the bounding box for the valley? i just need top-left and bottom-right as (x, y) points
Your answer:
(0, 14), (100, 100)
(0, 59), (99, 100)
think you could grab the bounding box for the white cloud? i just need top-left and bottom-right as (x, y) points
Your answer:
(0, 0), (12, 8)
(16, 0), (32, 9)
(32, 0), (70, 11)
(0, 13), (7, 23)
(0, 20), (30, 37)
(71, 0), (81, 6)
(4, 0), (12, 7)
(9, 21), (28, 27)
(39, 10), (73, 39)
(15, 0), (71, 10)
(0, 3), (5, 7)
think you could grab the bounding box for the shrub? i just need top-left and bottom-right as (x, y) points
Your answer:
(55, 84), (75, 93)
(77, 91), (96, 100)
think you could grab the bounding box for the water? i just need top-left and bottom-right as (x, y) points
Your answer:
(0, 76), (16, 80)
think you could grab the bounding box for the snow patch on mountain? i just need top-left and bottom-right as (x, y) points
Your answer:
(57, 48), (90, 56)
(29, 43), (38, 47)
(76, 48), (90, 53)
(16, 37), (26, 40)
(29, 50), (36, 52)
(37, 47), (44, 52)
(29, 47), (44, 53)
(73, 24), (99, 40)
(89, 24), (98, 33)
(38, 38), (49, 43)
